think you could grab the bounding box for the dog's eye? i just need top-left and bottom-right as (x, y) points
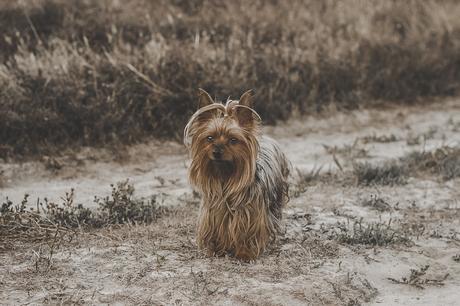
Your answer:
(230, 138), (238, 144)
(207, 136), (214, 142)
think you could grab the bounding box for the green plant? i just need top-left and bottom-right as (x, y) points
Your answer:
(95, 180), (162, 225)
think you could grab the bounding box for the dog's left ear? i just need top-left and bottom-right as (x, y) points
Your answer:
(239, 90), (253, 108)
(235, 90), (256, 129)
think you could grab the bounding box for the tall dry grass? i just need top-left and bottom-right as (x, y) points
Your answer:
(1, 0), (460, 158)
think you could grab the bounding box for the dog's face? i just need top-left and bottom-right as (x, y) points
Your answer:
(184, 89), (260, 189)
(200, 117), (247, 163)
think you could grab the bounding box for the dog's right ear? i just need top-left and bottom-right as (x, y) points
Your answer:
(198, 88), (214, 109)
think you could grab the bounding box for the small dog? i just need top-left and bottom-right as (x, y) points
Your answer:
(184, 89), (290, 260)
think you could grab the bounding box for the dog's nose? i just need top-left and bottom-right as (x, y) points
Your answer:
(212, 150), (223, 159)
(212, 145), (223, 159)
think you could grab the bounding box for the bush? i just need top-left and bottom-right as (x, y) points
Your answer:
(1, 0), (460, 158)
(0, 180), (164, 243)
(95, 180), (162, 225)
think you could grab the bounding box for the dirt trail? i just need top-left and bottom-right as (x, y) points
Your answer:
(1, 99), (460, 305)
(2, 100), (459, 205)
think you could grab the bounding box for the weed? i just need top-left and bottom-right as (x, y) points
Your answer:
(353, 161), (407, 186)
(42, 156), (63, 171)
(353, 146), (460, 185)
(32, 228), (67, 273)
(291, 166), (338, 196)
(401, 147), (460, 180)
(323, 142), (369, 160)
(388, 265), (449, 289)
(359, 134), (398, 144)
(406, 135), (423, 146)
(0, 194), (74, 245)
(299, 146), (460, 188)
(332, 218), (411, 246)
(95, 180), (163, 225)
(360, 195), (392, 212)
(406, 127), (437, 146)
(296, 166), (324, 186)
(42, 189), (94, 227)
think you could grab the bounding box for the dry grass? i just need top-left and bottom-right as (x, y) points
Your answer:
(1, 0), (460, 158)
(0, 205), (379, 305)
(291, 167), (341, 197)
(388, 265), (449, 289)
(294, 146), (460, 190)
(353, 146), (460, 185)
(0, 194), (77, 247)
(323, 142), (369, 161)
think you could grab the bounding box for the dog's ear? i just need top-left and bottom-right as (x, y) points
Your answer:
(194, 88), (221, 125)
(239, 90), (253, 108)
(235, 90), (255, 129)
(198, 88), (214, 109)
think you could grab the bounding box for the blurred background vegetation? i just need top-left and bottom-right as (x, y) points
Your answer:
(1, 0), (459, 159)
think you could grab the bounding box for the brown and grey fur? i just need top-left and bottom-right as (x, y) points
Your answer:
(184, 89), (289, 260)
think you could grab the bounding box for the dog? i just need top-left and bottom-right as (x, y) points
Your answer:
(184, 89), (289, 260)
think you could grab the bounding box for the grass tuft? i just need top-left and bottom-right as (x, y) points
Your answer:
(353, 161), (407, 186)
(360, 195), (392, 212)
(401, 147), (460, 180)
(332, 218), (411, 246)
(359, 134), (398, 144)
(353, 146), (460, 185)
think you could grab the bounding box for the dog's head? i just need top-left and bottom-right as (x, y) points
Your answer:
(184, 89), (261, 192)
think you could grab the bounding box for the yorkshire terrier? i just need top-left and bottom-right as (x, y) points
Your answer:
(184, 89), (290, 260)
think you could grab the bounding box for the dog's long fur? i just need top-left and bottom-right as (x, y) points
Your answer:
(184, 89), (289, 260)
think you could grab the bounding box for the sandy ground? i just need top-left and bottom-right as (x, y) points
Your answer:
(1, 99), (460, 305)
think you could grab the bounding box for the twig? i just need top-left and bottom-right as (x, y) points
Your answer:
(23, 9), (43, 45)
(125, 63), (174, 97)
